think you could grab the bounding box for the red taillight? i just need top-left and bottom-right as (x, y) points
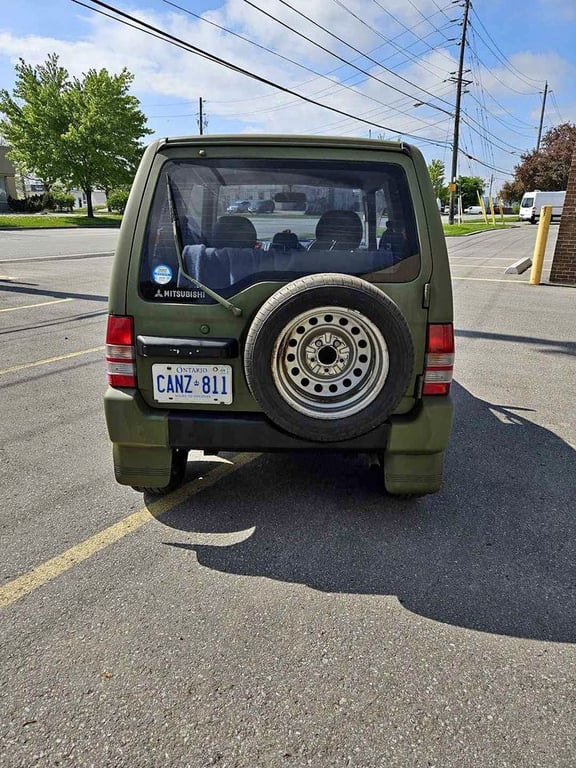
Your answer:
(106, 315), (136, 388)
(423, 323), (454, 396)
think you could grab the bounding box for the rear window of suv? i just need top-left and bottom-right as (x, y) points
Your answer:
(139, 157), (421, 303)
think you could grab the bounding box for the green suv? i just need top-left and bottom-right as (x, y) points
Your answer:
(104, 135), (454, 495)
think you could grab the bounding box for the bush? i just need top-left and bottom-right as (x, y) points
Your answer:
(107, 188), (130, 214)
(8, 194), (44, 213)
(51, 188), (75, 212)
(42, 191), (56, 211)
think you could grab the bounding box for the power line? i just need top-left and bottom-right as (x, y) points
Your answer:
(469, 5), (544, 88)
(368, 0), (458, 63)
(549, 90), (564, 124)
(461, 150), (513, 175)
(331, 0), (456, 77)
(244, 0), (456, 111)
(70, 0), (449, 146)
(162, 0), (450, 124)
(466, 20), (541, 97)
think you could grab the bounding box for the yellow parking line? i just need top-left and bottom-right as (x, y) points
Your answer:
(0, 346), (105, 377)
(0, 298), (74, 313)
(452, 276), (528, 284)
(0, 452), (260, 609)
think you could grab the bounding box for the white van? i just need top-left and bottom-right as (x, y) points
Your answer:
(519, 190), (565, 223)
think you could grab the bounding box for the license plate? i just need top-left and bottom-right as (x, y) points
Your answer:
(152, 364), (233, 404)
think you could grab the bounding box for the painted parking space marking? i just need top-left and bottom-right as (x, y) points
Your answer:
(0, 452), (260, 609)
(450, 264), (514, 269)
(0, 346), (105, 377)
(452, 277), (530, 284)
(0, 298), (74, 313)
(0, 251), (113, 264)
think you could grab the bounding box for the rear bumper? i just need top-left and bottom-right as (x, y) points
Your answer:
(104, 387), (453, 454)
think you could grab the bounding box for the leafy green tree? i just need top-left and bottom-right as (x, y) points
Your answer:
(62, 67), (150, 216)
(457, 175), (485, 209)
(0, 55), (70, 189)
(428, 159), (447, 203)
(0, 54), (151, 217)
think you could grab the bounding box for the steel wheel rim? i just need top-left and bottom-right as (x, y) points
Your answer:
(271, 306), (389, 420)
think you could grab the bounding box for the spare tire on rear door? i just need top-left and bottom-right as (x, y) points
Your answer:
(243, 273), (414, 442)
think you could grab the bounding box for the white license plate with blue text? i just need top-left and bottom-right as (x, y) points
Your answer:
(152, 364), (233, 404)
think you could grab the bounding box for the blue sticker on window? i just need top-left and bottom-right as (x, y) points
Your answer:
(152, 264), (173, 285)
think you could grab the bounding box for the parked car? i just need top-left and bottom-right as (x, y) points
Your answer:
(104, 134), (454, 497)
(248, 199), (275, 213)
(226, 200), (251, 213)
(465, 205), (483, 214)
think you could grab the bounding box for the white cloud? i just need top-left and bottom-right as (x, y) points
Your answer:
(0, 0), (574, 177)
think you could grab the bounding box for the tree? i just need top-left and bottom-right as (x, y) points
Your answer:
(62, 67), (150, 216)
(0, 54), (151, 216)
(0, 55), (70, 189)
(509, 122), (576, 195)
(457, 176), (485, 208)
(428, 159), (447, 203)
(500, 179), (524, 205)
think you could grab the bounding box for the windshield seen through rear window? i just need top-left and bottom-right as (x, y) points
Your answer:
(139, 157), (420, 303)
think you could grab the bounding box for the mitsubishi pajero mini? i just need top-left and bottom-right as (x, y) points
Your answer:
(104, 135), (454, 496)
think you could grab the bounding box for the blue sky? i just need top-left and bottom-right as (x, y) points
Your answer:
(1, 0), (575, 191)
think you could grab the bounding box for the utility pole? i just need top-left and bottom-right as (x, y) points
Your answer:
(197, 97), (208, 135)
(448, 0), (471, 226)
(536, 80), (548, 151)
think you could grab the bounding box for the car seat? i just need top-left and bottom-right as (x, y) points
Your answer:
(309, 210), (363, 251)
(378, 220), (409, 264)
(212, 215), (257, 249)
(270, 230), (301, 252)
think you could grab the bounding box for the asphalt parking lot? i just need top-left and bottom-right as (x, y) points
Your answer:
(0, 224), (575, 767)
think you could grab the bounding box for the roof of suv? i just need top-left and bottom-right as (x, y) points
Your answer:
(155, 134), (411, 154)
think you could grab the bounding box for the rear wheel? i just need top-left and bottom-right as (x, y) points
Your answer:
(132, 448), (188, 495)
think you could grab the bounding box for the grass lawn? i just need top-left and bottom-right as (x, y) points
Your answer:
(0, 213), (122, 229)
(442, 217), (519, 236)
(0, 210), (521, 237)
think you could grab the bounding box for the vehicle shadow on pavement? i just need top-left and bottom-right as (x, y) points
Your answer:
(159, 381), (576, 643)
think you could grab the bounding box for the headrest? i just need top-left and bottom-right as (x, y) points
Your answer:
(315, 210), (363, 249)
(212, 216), (257, 249)
(271, 230), (300, 251)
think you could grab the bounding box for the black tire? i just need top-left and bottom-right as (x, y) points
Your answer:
(132, 448), (188, 495)
(244, 274), (414, 442)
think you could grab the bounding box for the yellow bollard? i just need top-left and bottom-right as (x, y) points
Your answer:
(529, 205), (553, 285)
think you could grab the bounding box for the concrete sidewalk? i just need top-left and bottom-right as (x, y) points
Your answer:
(446, 223), (564, 284)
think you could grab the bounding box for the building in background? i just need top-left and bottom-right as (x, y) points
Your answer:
(0, 146), (17, 211)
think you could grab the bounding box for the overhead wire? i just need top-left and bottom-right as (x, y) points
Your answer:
(549, 91), (565, 124)
(162, 0), (451, 124)
(70, 0), (529, 178)
(466, 18), (542, 97)
(329, 0), (455, 77)
(69, 0), (450, 147)
(368, 0), (458, 62)
(164, 0), (459, 129)
(243, 0), (456, 110)
(469, 5), (544, 88)
(243, 0), (523, 158)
